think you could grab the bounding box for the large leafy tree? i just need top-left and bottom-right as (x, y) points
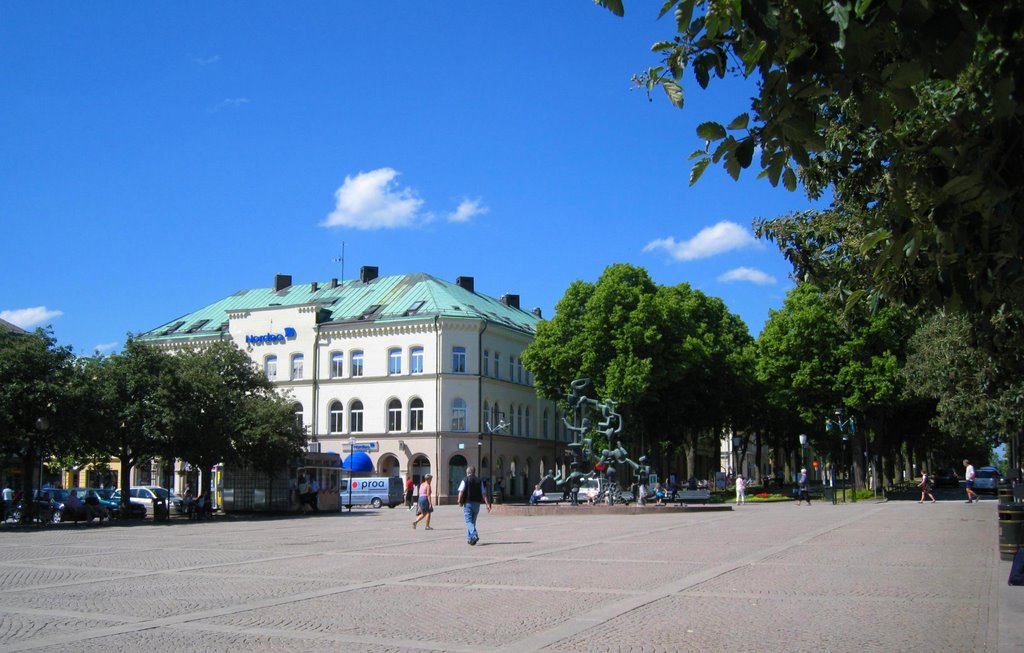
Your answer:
(161, 341), (305, 495)
(600, 0), (1024, 313)
(0, 328), (76, 502)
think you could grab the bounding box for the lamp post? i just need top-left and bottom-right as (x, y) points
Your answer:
(798, 434), (808, 473)
(347, 435), (356, 512)
(731, 434), (742, 484)
(485, 414), (507, 504)
(825, 408), (856, 503)
(477, 436), (483, 471)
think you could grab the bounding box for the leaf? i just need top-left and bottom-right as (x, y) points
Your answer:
(673, 0), (695, 29)
(727, 113), (750, 130)
(853, 0), (874, 19)
(861, 228), (891, 251)
(735, 138), (755, 168)
(689, 157), (711, 186)
(595, 0), (624, 17)
(696, 121), (727, 141)
(662, 80), (684, 108)
(741, 40), (768, 75)
(783, 166), (797, 191)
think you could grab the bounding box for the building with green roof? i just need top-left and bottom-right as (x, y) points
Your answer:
(138, 266), (569, 504)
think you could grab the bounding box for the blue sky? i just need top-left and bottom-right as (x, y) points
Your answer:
(1, 2), (823, 355)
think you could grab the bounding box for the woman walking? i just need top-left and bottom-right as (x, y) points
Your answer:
(918, 469), (937, 503)
(412, 474), (434, 530)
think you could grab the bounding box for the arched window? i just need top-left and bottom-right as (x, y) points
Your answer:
(329, 400), (344, 433)
(292, 403), (304, 431)
(291, 354), (304, 380)
(387, 398), (402, 432)
(349, 400), (364, 432)
(264, 355), (277, 381)
(410, 398), (424, 431)
(451, 398), (467, 432)
(330, 352), (344, 378)
(491, 402), (500, 430)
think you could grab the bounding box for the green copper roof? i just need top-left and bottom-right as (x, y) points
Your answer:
(137, 273), (539, 343)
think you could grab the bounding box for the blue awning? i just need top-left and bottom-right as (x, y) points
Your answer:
(340, 451), (374, 472)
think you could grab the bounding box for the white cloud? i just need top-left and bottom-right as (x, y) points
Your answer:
(189, 54), (220, 66)
(322, 168), (427, 230)
(208, 97), (250, 113)
(448, 198), (489, 223)
(643, 220), (760, 261)
(0, 306), (63, 328)
(92, 342), (119, 355)
(717, 267), (777, 285)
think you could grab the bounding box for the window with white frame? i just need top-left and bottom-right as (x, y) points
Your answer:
(387, 399), (402, 432)
(410, 347), (424, 374)
(330, 352), (344, 378)
(491, 402), (500, 428)
(410, 398), (424, 431)
(329, 401), (344, 433)
(349, 400), (364, 432)
(388, 348), (402, 375)
(452, 346), (466, 374)
(351, 351), (364, 377)
(483, 401), (490, 429)
(265, 355), (277, 381)
(482, 350), (489, 377)
(293, 403), (304, 431)
(291, 354), (304, 380)
(517, 358), (523, 384)
(509, 356), (515, 382)
(494, 353), (501, 379)
(451, 398), (467, 431)
(525, 407), (531, 436)
(517, 406), (523, 435)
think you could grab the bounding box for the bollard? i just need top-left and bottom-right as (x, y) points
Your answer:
(998, 503), (1024, 561)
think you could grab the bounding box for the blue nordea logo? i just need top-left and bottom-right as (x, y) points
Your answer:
(246, 327), (297, 344)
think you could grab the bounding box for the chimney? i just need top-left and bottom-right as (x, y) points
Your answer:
(500, 294), (520, 309)
(456, 276), (475, 292)
(330, 278), (339, 289)
(274, 274), (292, 292)
(310, 281), (319, 293)
(360, 266), (379, 283)
(532, 307), (543, 318)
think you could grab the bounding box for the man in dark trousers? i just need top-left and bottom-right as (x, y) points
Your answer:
(457, 466), (491, 546)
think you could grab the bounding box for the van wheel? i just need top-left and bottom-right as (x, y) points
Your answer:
(371, 498), (382, 509)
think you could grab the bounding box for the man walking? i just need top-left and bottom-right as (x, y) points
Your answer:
(963, 459), (978, 503)
(796, 468), (811, 505)
(457, 466), (491, 546)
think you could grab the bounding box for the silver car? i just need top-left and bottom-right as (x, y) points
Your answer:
(973, 467), (1000, 495)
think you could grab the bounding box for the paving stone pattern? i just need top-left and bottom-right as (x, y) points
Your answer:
(0, 498), (1019, 652)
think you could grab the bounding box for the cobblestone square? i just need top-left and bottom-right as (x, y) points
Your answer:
(0, 499), (1020, 652)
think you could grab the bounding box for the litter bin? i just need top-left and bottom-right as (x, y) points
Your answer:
(153, 498), (170, 522)
(998, 503), (1024, 561)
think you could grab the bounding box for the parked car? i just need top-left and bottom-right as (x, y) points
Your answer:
(111, 486), (184, 515)
(974, 467), (1001, 494)
(75, 488), (147, 519)
(933, 468), (960, 488)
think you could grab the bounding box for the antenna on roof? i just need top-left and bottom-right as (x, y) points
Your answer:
(333, 242), (345, 280)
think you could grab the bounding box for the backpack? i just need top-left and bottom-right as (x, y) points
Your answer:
(1010, 546), (1024, 586)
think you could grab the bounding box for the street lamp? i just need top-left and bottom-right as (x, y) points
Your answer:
(731, 434), (742, 483)
(798, 434), (808, 473)
(347, 435), (356, 512)
(825, 408), (856, 503)
(477, 436), (483, 471)
(485, 414), (508, 504)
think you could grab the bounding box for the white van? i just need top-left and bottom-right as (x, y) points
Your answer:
(340, 476), (404, 509)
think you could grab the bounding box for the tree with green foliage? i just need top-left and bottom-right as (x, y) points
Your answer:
(160, 341), (305, 496)
(599, 0), (1024, 314)
(82, 338), (174, 511)
(0, 328), (75, 509)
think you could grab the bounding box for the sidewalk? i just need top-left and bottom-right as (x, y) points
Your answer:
(0, 498), (1019, 652)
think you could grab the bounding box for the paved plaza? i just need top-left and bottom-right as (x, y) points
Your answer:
(0, 496), (1021, 652)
